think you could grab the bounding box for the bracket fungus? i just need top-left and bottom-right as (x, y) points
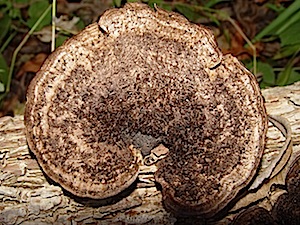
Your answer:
(25, 3), (268, 219)
(233, 206), (277, 225)
(272, 154), (300, 225)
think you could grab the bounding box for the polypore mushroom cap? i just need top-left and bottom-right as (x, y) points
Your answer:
(272, 193), (300, 225)
(272, 154), (300, 225)
(25, 2), (267, 214)
(233, 206), (277, 225)
(286, 154), (300, 194)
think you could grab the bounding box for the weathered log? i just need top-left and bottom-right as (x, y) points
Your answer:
(0, 82), (300, 224)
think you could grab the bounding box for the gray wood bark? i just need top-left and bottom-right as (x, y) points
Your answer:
(1, 82), (300, 225)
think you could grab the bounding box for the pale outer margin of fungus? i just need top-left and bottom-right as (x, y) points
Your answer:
(98, 3), (223, 69)
(25, 3), (268, 208)
(26, 23), (141, 198)
(157, 54), (267, 217)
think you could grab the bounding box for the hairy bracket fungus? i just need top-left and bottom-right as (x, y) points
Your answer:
(25, 3), (268, 219)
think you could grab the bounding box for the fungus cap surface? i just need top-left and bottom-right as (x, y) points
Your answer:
(233, 206), (277, 225)
(25, 2), (268, 215)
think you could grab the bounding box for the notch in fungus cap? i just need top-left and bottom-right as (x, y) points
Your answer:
(25, 2), (267, 217)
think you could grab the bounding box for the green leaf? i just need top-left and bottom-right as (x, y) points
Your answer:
(0, 0), (21, 19)
(113, 0), (122, 7)
(275, 10), (300, 36)
(260, 81), (269, 89)
(286, 69), (300, 85)
(205, 13), (220, 26)
(265, 3), (285, 13)
(175, 4), (201, 22)
(276, 63), (293, 86)
(76, 19), (85, 30)
(274, 43), (300, 59)
(0, 13), (11, 43)
(0, 53), (8, 85)
(279, 22), (300, 46)
(204, 0), (230, 8)
(27, 0), (51, 31)
(55, 35), (69, 48)
(257, 61), (275, 85)
(9, 7), (22, 19)
(252, 0), (300, 42)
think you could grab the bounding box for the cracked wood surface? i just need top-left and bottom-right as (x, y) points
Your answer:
(1, 82), (300, 225)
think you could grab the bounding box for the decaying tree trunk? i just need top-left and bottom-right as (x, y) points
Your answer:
(0, 82), (300, 225)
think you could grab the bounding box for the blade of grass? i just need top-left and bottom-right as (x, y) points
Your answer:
(275, 10), (300, 35)
(276, 61), (293, 86)
(0, 4), (52, 101)
(204, 0), (230, 8)
(276, 45), (300, 86)
(227, 17), (257, 76)
(274, 67), (300, 72)
(0, 31), (17, 54)
(252, 0), (300, 42)
(51, 0), (56, 52)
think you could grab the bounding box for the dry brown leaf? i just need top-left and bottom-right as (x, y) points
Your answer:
(16, 53), (48, 78)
